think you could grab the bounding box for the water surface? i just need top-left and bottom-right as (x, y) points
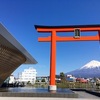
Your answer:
(0, 87), (74, 93)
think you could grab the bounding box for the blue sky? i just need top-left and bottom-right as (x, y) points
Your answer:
(0, 0), (100, 77)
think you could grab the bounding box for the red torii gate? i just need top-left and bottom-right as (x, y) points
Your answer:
(35, 25), (100, 92)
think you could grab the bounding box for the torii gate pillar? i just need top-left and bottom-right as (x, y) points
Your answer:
(49, 31), (57, 92)
(35, 24), (100, 92)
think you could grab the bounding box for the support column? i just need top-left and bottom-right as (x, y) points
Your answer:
(48, 31), (57, 92)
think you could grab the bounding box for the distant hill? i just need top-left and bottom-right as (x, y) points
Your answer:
(66, 60), (100, 78)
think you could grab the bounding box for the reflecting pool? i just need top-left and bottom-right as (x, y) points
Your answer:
(0, 87), (74, 93)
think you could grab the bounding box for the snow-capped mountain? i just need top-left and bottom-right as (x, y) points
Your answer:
(66, 60), (100, 78)
(80, 60), (100, 69)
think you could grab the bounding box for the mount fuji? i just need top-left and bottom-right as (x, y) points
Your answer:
(66, 60), (100, 78)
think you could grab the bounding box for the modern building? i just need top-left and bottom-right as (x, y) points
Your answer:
(0, 23), (37, 86)
(18, 67), (37, 84)
(36, 75), (61, 83)
(36, 76), (49, 83)
(8, 74), (16, 84)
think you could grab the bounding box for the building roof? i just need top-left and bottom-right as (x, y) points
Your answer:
(0, 23), (37, 64)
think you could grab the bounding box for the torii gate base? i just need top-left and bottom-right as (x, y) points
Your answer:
(35, 24), (100, 92)
(48, 85), (57, 93)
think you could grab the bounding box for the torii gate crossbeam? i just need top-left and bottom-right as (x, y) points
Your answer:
(35, 24), (100, 92)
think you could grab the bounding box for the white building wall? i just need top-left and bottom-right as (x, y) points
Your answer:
(18, 67), (37, 84)
(9, 75), (15, 84)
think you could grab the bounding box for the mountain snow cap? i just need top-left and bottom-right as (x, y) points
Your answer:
(80, 60), (100, 69)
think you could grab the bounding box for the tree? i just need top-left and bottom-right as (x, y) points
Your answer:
(27, 81), (30, 84)
(41, 78), (45, 82)
(60, 72), (66, 81)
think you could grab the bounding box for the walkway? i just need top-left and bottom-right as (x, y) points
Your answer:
(0, 91), (99, 100)
(74, 91), (100, 98)
(0, 97), (99, 100)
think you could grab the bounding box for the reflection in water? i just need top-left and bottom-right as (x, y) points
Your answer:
(0, 87), (74, 93)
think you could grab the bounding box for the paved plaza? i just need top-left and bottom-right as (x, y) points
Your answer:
(74, 91), (100, 98)
(0, 91), (99, 100)
(0, 97), (99, 100)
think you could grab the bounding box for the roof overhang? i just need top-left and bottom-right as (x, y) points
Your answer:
(0, 23), (37, 64)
